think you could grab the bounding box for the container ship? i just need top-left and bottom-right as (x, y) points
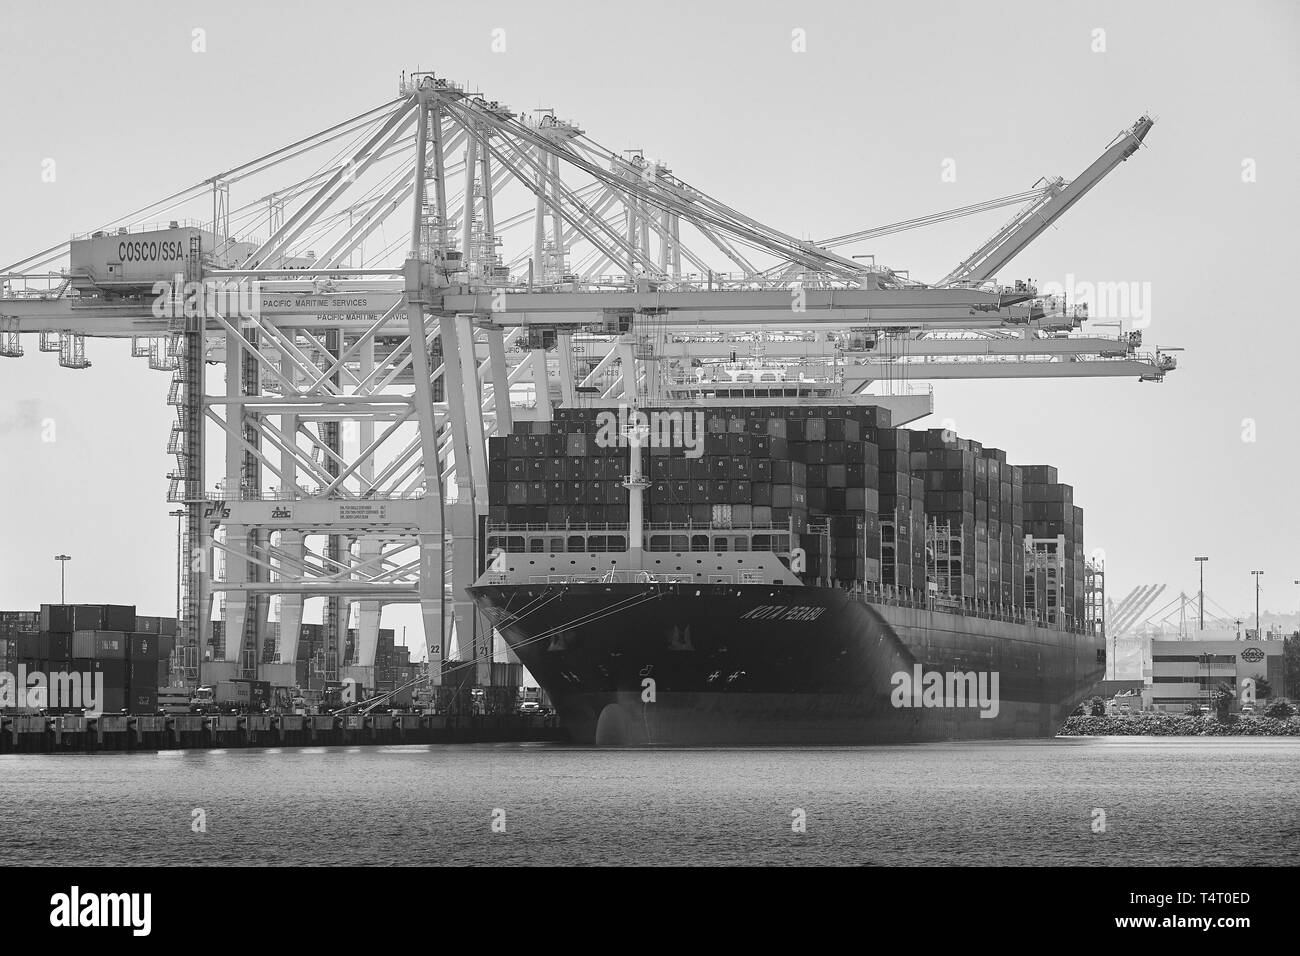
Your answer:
(470, 403), (1103, 745)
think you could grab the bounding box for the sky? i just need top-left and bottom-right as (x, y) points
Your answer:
(1, 0), (1298, 657)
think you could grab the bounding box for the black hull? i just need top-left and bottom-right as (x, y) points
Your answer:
(469, 582), (1104, 746)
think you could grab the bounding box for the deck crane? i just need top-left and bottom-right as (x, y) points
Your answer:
(0, 75), (1177, 696)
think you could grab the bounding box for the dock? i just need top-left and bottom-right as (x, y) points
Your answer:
(0, 713), (567, 753)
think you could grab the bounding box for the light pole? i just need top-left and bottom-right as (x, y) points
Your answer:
(1294, 579), (1299, 639)
(1250, 570), (1263, 639)
(1194, 557), (1208, 631)
(54, 554), (71, 604)
(168, 509), (186, 621)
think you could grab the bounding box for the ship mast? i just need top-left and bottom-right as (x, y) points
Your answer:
(623, 407), (651, 550)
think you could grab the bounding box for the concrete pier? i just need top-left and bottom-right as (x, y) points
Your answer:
(0, 713), (566, 753)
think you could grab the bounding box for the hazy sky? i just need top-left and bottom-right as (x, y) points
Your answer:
(2, 0), (1298, 655)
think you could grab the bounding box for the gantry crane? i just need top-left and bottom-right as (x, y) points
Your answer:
(0, 74), (1175, 692)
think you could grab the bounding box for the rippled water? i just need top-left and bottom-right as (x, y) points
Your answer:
(1, 738), (1296, 866)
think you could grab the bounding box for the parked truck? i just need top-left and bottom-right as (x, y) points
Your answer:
(190, 679), (271, 714)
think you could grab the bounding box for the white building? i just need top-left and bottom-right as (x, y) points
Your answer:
(1146, 637), (1285, 713)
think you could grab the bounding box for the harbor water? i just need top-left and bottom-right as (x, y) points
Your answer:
(0, 738), (1296, 866)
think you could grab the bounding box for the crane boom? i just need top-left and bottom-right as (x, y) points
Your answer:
(940, 115), (1154, 286)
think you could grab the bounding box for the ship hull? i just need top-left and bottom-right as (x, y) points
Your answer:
(470, 582), (1104, 746)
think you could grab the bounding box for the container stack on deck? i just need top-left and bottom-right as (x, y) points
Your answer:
(482, 403), (1086, 627)
(1020, 465), (1086, 626)
(489, 404), (907, 576)
(488, 421), (632, 528)
(489, 406), (894, 534)
(0, 605), (177, 713)
(878, 428), (928, 593)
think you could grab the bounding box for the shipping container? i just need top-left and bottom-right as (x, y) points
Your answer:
(215, 680), (252, 706)
(103, 605), (136, 632)
(71, 631), (96, 659)
(41, 604), (75, 633)
(93, 686), (128, 714)
(84, 658), (128, 689)
(129, 634), (159, 661)
(129, 659), (158, 689)
(45, 632), (71, 662)
(95, 633), (127, 659)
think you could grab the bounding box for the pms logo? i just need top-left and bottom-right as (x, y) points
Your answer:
(270, 507), (292, 519)
(203, 501), (231, 520)
(1240, 647), (1265, 663)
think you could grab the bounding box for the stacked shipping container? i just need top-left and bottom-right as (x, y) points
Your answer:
(487, 406), (893, 569)
(372, 628), (419, 698)
(1020, 465), (1087, 625)
(482, 404), (1087, 627)
(0, 605), (178, 713)
(878, 427), (928, 592)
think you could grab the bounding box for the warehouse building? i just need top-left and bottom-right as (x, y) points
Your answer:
(1146, 637), (1285, 712)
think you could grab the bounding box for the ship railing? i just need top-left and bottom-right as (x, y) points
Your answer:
(644, 522), (793, 532)
(194, 487), (425, 502)
(521, 573), (673, 585)
(483, 521), (797, 534)
(516, 571), (725, 586)
(848, 582), (1084, 629)
(485, 522), (631, 533)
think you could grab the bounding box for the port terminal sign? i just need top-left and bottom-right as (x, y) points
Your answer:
(338, 502), (388, 522)
(259, 292), (400, 324)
